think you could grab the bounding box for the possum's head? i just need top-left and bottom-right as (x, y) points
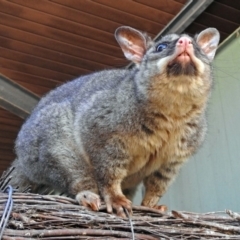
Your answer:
(115, 26), (220, 96)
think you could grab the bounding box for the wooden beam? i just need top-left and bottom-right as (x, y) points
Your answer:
(154, 0), (215, 38)
(0, 74), (39, 119)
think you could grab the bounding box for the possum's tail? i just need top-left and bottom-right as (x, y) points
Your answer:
(2, 159), (37, 192)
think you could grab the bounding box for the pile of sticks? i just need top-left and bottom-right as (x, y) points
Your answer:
(1, 169), (240, 239)
(1, 193), (240, 239)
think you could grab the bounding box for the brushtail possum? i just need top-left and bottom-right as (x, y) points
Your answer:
(10, 26), (220, 217)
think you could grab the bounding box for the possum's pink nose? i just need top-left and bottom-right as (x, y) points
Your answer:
(177, 37), (192, 47)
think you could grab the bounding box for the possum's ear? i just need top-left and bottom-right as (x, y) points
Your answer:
(115, 26), (147, 63)
(196, 28), (220, 61)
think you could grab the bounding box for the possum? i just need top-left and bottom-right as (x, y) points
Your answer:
(9, 26), (220, 217)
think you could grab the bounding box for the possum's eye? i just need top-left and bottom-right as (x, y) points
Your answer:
(156, 43), (168, 52)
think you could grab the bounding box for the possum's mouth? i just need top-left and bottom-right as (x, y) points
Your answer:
(167, 52), (196, 76)
(176, 51), (191, 63)
(167, 50), (193, 68)
(166, 46), (197, 76)
(178, 52), (189, 57)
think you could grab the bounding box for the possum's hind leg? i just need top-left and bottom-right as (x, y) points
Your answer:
(49, 151), (101, 211)
(68, 165), (101, 211)
(39, 145), (101, 211)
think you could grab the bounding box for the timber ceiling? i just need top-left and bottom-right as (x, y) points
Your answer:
(1, 0), (240, 174)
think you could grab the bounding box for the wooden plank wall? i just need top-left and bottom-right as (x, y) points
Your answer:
(0, 108), (23, 174)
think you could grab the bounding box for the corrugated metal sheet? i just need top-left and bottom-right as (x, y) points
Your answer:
(185, 0), (239, 41)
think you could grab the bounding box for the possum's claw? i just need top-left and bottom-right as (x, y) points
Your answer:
(76, 191), (101, 211)
(105, 194), (132, 218)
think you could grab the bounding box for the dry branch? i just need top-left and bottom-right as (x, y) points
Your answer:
(226, 210), (240, 221)
(1, 192), (240, 239)
(172, 210), (240, 234)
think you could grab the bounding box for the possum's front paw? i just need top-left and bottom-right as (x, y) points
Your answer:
(76, 191), (101, 211)
(105, 194), (132, 218)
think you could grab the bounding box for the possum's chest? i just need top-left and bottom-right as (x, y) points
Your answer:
(125, 118), (202, 177)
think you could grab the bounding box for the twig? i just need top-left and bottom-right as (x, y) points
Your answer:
(12, 212), (36, 224)
(30, 213), (66, 221)
(226, 210), (240, 220)
(172, 210), (240, 234)
(4, 228), (157, 240)
(132, 205), (166, 216)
